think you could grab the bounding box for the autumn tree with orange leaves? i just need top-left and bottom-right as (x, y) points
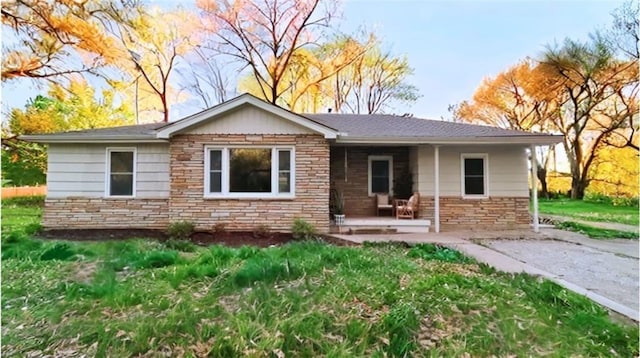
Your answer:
(1, 0), (128, 81)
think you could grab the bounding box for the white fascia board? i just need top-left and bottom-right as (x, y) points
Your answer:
(335, 135), (563, 146)
(156, 94), (338, 139)
(20, 135), (165, 144)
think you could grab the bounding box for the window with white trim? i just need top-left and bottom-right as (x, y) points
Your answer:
(205, 146), (294, 198)
(461, 153), (488, 197)
(106, 148), (136, 197)
(368, 155), (393, 196)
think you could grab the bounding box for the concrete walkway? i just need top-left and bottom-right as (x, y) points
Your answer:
(331, 229), (640, 322)
(542, 214), (639, 234)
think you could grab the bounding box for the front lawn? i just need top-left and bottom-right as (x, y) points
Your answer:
(538, 198), (639, 227)
(1, 202), (638, 356)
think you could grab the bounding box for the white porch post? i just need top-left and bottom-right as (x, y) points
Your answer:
(434, 145), (440, 233)
(530, 145), (539, 233)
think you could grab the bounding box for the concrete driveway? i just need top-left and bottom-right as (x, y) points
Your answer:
(475, 228), (639, 321)
(333, 228), (639, 321)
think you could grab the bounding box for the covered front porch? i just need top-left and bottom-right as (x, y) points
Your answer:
(328, 143), (543, 233)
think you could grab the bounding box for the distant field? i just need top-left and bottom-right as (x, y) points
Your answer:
(538, 199), (639, 227)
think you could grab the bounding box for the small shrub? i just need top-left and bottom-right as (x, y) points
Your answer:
(135, 250), (181, 269)
(291, 218), (316, 241)
(407, 244), (473, 263)
(164, 239), (197, 252)
(253, 224), (271, 239)
(167, 221), (195, 240)
(40, 243), (77, 261)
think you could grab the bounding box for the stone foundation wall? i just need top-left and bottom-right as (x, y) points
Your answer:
(417, 196), (530, 230)
(170, 134), (330, 233)
(43, 198), (169, 229)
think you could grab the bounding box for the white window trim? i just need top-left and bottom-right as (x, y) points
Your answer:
(204, 146), (295, 199)
(368, 155), (394, 197)
(105, 147), (137, 198)
(460, 153), (489, 199)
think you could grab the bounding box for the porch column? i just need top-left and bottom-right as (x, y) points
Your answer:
(530, 145), (539, 233)
(434, 145), (440, 233)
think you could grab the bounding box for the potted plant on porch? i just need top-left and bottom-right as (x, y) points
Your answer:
(332, 190), (345, 226)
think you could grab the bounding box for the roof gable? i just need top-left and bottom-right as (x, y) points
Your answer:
(156, 94), (338, 139)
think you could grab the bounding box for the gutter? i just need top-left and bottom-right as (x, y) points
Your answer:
(335, 135), (563, 146)
(20, 135), (166, 144)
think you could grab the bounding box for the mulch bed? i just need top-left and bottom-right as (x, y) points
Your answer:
(36, 229), (357, 247)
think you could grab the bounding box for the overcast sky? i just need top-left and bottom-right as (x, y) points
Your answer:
(1, 0), (624, 121)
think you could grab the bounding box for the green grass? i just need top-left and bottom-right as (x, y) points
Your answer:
(557, 221), (639, 240)
(2, 202), (638, 356)
(537, 198), (639, 226)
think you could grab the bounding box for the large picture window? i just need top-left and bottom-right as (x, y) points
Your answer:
(205, 147), (294, 198)
(461, 154), (488, 198)
(106, 148), (136, 197)
(368, 155), (393, 196)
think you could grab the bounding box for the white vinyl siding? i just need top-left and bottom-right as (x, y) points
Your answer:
(47, 143), (169, 198)
(415, 145), (528, 197)
(187, 105), (316, 135)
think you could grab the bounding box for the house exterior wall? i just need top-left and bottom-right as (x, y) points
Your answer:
(330, 146), (411, 217)
(47, 143), (170, 198)
(43, 143), (170, 229)
(415, 145), (529, 197)
(169, 134), (330, 232)
(413, 144), (530, 230)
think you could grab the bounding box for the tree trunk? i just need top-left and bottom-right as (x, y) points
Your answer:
(537, 167), (548, 198)
(570, 175), (587, 199)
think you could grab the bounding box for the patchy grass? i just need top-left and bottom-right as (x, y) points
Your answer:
(1, 199), (42, 234)
(557, 221), (639, 240)
(537, 198), (639, 226)
(2, 201), (638, 356)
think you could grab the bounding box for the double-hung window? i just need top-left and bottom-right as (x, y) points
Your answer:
(461, 153), (488, 198)
(106, 148), (136, 197)
(205, 146), (294, 198)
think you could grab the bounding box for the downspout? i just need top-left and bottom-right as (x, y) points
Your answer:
(434, 145), (440, 233)
(531, 145), (539, 233)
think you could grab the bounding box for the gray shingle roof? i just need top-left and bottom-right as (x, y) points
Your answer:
(303, 113), (541, 139)
(41, 123), (165, 138)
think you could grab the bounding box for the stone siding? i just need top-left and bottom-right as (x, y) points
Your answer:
(169, 134), (330, 232)
(330, 146), (410, 216)
(417, 196), (529, 230)
(43, 198), (169, 229)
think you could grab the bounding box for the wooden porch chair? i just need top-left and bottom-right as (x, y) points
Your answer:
(395, 192), (420, 219)
(375, 194), (393, 216)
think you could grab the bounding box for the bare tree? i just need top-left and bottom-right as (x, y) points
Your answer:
(179, 47), (235, 109)
(199, 0), (347, 108)
(106, 6), (196, 122)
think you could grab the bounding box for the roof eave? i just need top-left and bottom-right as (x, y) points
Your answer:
(335, 135), (563, 146)
(20, 135), (165, 144)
